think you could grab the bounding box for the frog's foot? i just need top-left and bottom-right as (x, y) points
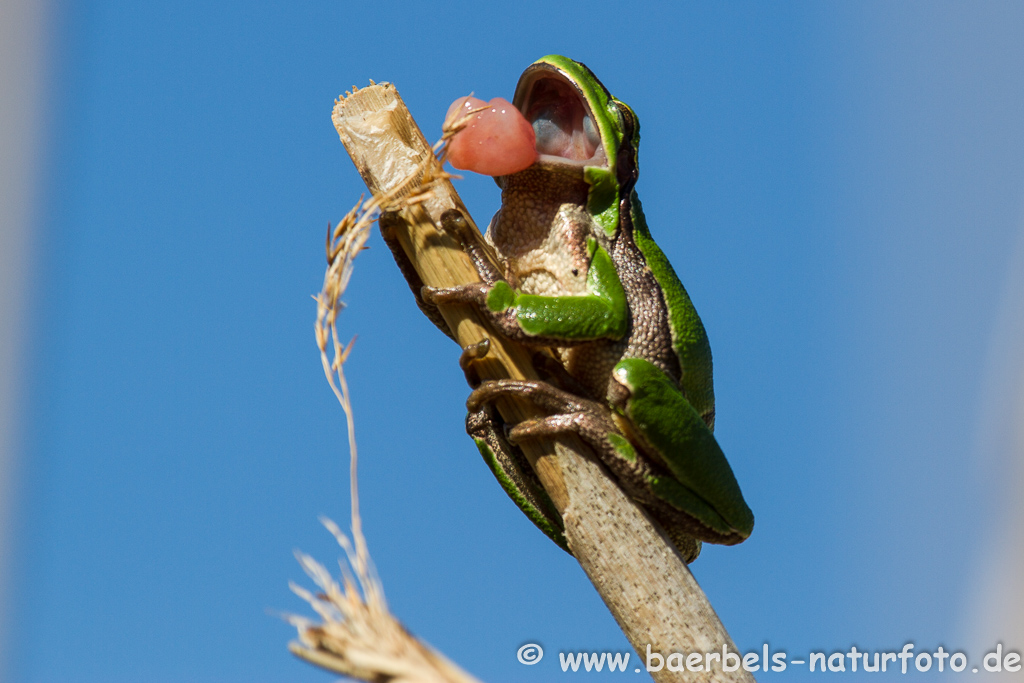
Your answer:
(469, 380), (631, 470)
(467, 379), (623, 472)
(439, 209), (506, 287)
(468, 381), (651, 502)
(507, 413), (617, 456)
(467, 379), (606, 417)
(458, 338), (490, 388)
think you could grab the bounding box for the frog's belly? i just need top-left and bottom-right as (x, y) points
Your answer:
(561, 342), (625, 401)
(513, 255), (587, 298)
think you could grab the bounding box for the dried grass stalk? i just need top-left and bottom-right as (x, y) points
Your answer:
(285, 188), (482, 683)
(289, 519), (479, 683)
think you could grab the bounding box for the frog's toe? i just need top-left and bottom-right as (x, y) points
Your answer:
(458, 339), (491, 387)
(466, 379), (538, 411)
(439, 209), (478, 246)
(506, 414), (579, 443)
(467, 379), (598, 415)
(658, 524), (701, 565)
(421, 282), (489, 306)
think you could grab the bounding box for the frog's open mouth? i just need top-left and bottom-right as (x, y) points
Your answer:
(513, 67), (608, 169)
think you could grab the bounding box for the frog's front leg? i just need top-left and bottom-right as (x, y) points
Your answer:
(424, 210), (629, 347)
(422, 280), (542, 345)
(418, 210), (538, 342)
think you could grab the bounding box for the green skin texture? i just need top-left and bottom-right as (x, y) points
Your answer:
(478, 55), (754, 545)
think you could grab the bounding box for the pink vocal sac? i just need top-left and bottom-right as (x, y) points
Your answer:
(444, 96), (538, 176)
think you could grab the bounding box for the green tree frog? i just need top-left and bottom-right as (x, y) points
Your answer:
(382, 56), (753, 562)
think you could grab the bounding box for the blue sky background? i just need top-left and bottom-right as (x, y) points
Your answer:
(10, 2), (1024, 681)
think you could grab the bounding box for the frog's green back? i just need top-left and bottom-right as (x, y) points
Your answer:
(629, 194), (716, 427)
(532, 55), (716, 427)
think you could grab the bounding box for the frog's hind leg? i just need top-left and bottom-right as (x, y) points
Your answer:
(510, 410), (706, 563)
(469, 378), (706, 563)
(469, 381), (654, 512)
(467, 379), (622, 462)
(465, 403), (569, 552)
